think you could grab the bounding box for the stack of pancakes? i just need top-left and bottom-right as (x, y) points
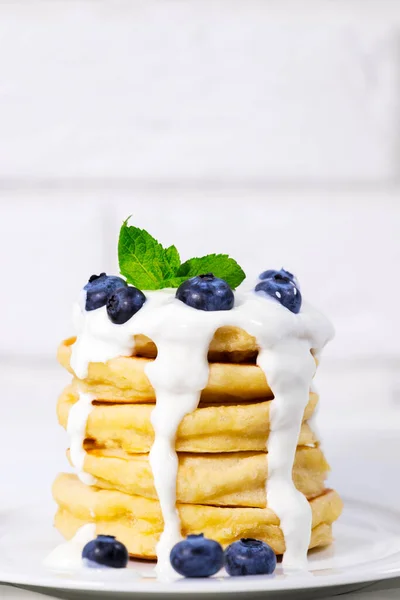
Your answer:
(54, 327), (342, 559)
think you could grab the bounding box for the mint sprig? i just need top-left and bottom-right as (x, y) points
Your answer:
(118, 218), (246, 290)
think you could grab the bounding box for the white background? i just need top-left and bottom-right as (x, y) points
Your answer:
(0, 0), (399, 536)
(0, 1), (399, 597)
(0, 0), (398, 427)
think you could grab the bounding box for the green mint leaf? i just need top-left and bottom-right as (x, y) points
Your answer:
(118, 219), (178, 290)
(176, 254), (246, 289)
(118, 218), (246, 290)
(159, 277), (186, 289)
(164, 245), (181, 277)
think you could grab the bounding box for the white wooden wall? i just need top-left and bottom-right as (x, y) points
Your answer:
(0, 1), (399, 431)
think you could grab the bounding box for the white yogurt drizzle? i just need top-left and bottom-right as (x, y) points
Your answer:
(70, 286), (333, 574)
(44, 524), (96, 570)
(308, 380), (322, 445)
(67, 390), (96, 485)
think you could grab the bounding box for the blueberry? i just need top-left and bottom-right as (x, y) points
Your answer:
(255, 272), (302, 314)
(259, 268), (296, 284)
(170, 534), (224, 578)
(82, 535), (129, 569)
(224, 538), (277, 577)
(84, 273), (127, 311)
(106, 285), (146, 324)
(176, 273), (234, 311)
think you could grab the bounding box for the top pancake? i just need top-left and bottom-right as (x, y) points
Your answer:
(127, 326), (259, 363)
(58, 334), (317, 403)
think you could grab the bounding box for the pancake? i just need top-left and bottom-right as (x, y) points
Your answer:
(128, 327), (319, 365)
(66, 326), (259, 364)
(67, 445), (329, 507)
(58, 384), (319, 453)
(58, 338), (317, 403)
(53, 474), (343, 559)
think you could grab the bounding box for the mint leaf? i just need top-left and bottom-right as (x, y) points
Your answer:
(175, 254), (245, 289)
(159, 277), (187, 288)
(164, 245), (180, 277)
(118, 218), (246, 290)
(118, 220), (177, 290)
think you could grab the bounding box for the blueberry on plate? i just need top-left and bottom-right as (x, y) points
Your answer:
(84, 273), (127, 311)
(224, 538), (277, 577)
(255, 271), (301, 314)
(170, 534), (224, 578)
(106, 286), (146, 324)
(259, 268), (296, 284)
(82, 535), (129, 569)
(176, 273), (234, 311)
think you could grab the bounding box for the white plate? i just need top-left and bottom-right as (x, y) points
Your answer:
(0, 497), (399, 599)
